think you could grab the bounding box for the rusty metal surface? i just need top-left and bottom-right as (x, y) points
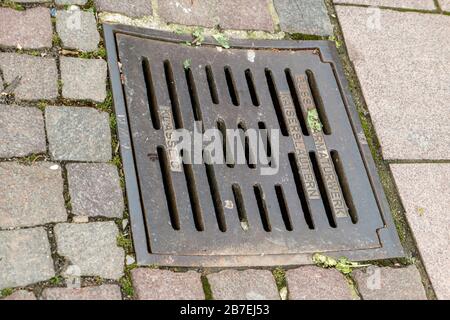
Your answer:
(104, 24), (404, 267)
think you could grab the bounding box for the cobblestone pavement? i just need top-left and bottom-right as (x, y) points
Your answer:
(0, 0), (447, 300)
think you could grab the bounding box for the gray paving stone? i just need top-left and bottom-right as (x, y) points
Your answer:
(0, 53), (58, 100)
(334, 0), (435, 10)
(132, 269), (204, 300)
(45, 106), (112, 162)
(353, 266), (427, 300)
(41, 285), (122, 300)
(60, 57), (107, 102)
(94, 0), (152, 18)
(274, 0), (333, 36)
(207, 270), (279, 300)
(67, 163), (124, 218)
(0, 228), (55, 290)
(2, 290), (37, 300)
(158, 0), (275, 31)
(0, 7), (52, 49)
(336, 7), (450, 160)
(56, 0), (88, 5)
(390, 164), (450, 299)
(54, 222), (124, 280)
(286, 266), (355, 300)
(0, 162), (67, 228)
(439, 0), (450, 11)
(0, 105), (46, 158)
(56, 9), (100, 52)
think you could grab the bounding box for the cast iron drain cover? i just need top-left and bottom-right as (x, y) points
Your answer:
(104, 24), (403, 267)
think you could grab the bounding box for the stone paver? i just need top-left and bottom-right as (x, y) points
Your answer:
(0, 162), (66, 228)
(0, 228), (55, 290)
(286, 266), (355, 300)
(353, 266), (427, 300)
(158, 0), (274, 31)
(56, 0), (88, 5)
(56, 9), (100, 52)
(334, 0), (435, 9)
(95, 0), (152, 18)
(2, 290), (37, 301)
(336, 7), (450, 160)
(54, 222), (124, 280)
(0, 7), (52, 49)
(60, 57), (107, 102)
(207, 270), (279, 300)
(440, 0), (450, 11)
(0, 105), (46, 158)
(132, 269), (204, 300)
(391, 164), (450, 299)
(0, 53), (58, 100)
(274, 0), (333, 36)
(41, 285), (122, 300)
(45, 106), (112, 162)
(67, 163), (124, 218)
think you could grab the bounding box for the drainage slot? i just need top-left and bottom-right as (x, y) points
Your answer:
(238, 121), (256, 169)
(157, 146), (180, 230)
(258, 122), (272, 165)
(331, 151), (358, 223)
(185, 67), (203, 125)
(265, 68), (289, 136)
(275, 185), (293, 231)
(288, 153), (314, 229)
(306, 70), (331, 135)
(205, 65), (219, 104)
(224, 66), (240, 106)
(253, 184), (271, 232)
(182, 152), (204, 231)
(163, 60), (183, 129)
(217, 119), (234, 168)
(205, 162), (227, 232)
(310, 152), (337, 228)
(285, 68), (309, 136)
(142, 57), (160, 130)
(245, 69), (260, 106)
(232, 184), (249, 230)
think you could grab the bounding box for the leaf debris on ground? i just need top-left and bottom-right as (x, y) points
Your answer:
(313, 253), (370, 275)
(212, 33), (230, 49)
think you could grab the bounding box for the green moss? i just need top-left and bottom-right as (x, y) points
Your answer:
(120, 275), (134, 298)
(2, 0), (25, 11)
(287, 33), (326, 41)
(116, 234), (133, 252)
(49, 275), (64, 285)
(1, 288), (13, 298)
(201, 276), (213, 300)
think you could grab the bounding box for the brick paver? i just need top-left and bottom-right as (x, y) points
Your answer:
(286, 266), (355, 300)
(439, 0), (450, 11)
(41, 285), (122, 300)
(0, 53), (58, 100)
(54, 222), (124, 280)
(353, 266), (427, 300)
(67, 163), (124, 218)
(60, 57), (107, 102)
(274, 0), (333, 36)
(0, 7), (52, 49)
(0, 105), (46, 158)
(207, 270), (279, 300)
(95, 0), (152, 18)
(334, 0), (436, 9)
(0, 228), (55, 290)
(56, 9), (100, 52)
(158, 0), (275, 31)
(336, 7), (450, 160)
(45, 106), (112, 162)
(2, 290), (37, 301)
(132, 269), (204, 300)
(0, 162), (66, 228)
(391, 164), (450, 299)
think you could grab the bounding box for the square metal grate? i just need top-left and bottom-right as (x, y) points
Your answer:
(104, 24), (403, 267)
